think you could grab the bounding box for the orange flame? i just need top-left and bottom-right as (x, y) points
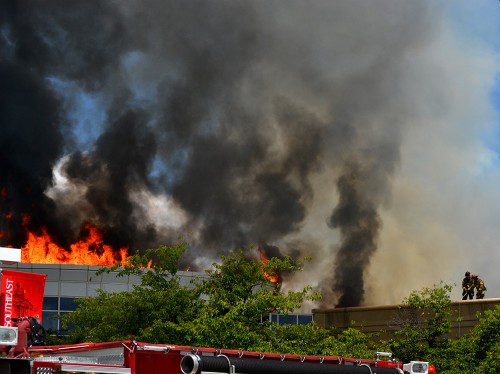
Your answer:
(21, 222), (129, 266)
(259, 246), (278, 283)
(1, 185), (129, 267)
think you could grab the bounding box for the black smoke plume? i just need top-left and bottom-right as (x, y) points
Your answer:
(0, 0), (436, 306)
(328, 162), (382, 307)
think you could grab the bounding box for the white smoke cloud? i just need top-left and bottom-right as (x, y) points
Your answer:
(366, 5), (500, 303)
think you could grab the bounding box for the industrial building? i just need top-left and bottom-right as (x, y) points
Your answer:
(0, 263), (203, 332)
(0, 262), (312, 333)
(5, 260), (494, 339)
(1, 263), (500, 338)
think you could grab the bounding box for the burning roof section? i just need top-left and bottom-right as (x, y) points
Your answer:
(2, 1), (490, 307)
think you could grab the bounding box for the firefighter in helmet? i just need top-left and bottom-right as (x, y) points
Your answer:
(472, 274), (487, 299)
(462, 271), (474, 300)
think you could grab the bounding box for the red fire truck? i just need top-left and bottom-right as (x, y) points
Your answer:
(0, 266), (436, 373)
(0, 321), (436, 374)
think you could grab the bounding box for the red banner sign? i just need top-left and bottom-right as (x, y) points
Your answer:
(0, 270), (46, 327)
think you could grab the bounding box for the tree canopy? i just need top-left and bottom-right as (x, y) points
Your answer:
(59, 244), (500, 370)
(387, 282), (453, 362)
(62, 243), (202, 343)
(61, 243), (325, 350)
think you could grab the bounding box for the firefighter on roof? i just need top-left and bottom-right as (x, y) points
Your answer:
(462, 271), (474, 300)
(472, 274), (487, 299)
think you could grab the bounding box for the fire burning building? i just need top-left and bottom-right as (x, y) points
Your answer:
(3, 0), (496, 314)
(0, 217), (152, 333)
(0, 221), (208, 333)
(0, 0), (460, 312)
(0, 238), (311, 334)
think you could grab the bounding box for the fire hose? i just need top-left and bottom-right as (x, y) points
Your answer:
(180, 353), (402, 374)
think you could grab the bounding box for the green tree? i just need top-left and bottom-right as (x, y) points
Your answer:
(466, 305), (500, 374)
(424, 305), (500, 373)
(252, 323), (324, 355)
(425, 336), (475, 374)
(62, 243), (202, 343)
(475, 340), (500, 374)
(317, 327), (375, 359)
(185, 248), (321, 350)
(388, 282), (453, 362)
(61, 243), (321, 348)
(247, 324), (374, 358)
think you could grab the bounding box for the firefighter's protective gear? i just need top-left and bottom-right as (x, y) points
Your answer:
(462, 271), (474, 300)
(472, 274), (487, 299)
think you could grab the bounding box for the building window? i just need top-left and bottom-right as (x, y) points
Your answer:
(267, 313), (313, 325)
(298, 314), (313, 324)
(42, 297), (78, 334)
(60, 297), (78, 311)
(43, 297), (58, 311)
(41, 311), (59, 332)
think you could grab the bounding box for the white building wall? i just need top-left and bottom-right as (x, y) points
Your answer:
(0, 263), (205, 332)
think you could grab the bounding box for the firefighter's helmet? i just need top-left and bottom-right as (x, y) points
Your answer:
(465, 271), (470, 277)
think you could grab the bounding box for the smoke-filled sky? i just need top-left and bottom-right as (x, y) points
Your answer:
(1, 0), (499, 307)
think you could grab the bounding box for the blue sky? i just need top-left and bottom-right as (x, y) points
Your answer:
(444, 1), (500, 143)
